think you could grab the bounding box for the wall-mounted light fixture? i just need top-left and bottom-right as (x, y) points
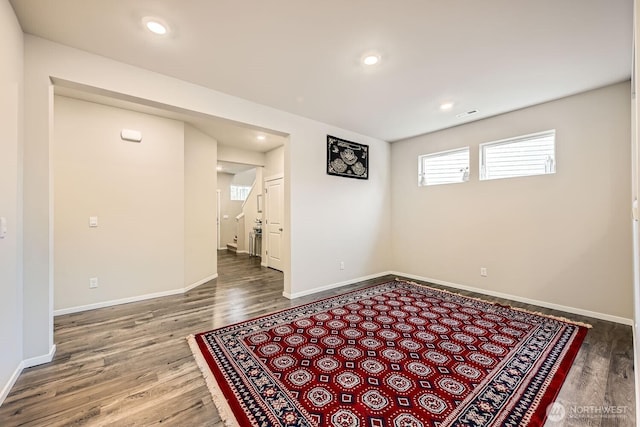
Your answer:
(121, 129), (142, 142)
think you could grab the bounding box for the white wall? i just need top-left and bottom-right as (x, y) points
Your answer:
(22, 35), (391, 359)
(391, 82), (632, 320)
(232, 168), (256, 186)
(0, 0), (24, 403)
(290, 132), (391, 296)
(265, 145), (285, 178)
(184, 124), (217, 287)
(53, 96), (185, 311)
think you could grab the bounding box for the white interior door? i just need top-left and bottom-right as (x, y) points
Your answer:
(265, 177), (284, 271)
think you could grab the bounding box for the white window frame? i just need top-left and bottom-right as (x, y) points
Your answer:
(479, 130), (556, 181)
(230, 185), (251, 201)
(418, 147), (470, 187)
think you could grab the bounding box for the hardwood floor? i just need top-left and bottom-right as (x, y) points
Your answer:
(0, 251), (634, 426)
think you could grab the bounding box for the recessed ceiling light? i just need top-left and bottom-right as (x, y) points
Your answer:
(257, 135), (266, 141)
(440, 102), (455, 111)
(216, 165), (223, 171)
(146, 21), (167, 35)
(363, 54), (380, 66)
(143, 18), (168, 35)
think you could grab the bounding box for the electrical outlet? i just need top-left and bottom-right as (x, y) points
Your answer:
(89, 277), (98, 288)
(480, 267), (487, 277)
(340, 261), (345, 270)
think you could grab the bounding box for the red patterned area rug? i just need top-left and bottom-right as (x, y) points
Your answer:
(188, 280), (590, 427)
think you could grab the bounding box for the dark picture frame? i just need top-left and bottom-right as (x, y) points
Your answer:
(326, 135), (369, 180)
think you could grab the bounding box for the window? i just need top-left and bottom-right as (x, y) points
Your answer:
(418, 147), (470, 186)
(480, 130), (556, 181)
(230, 185), (251, 201)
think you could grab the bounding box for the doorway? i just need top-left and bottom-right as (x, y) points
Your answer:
(51, 82), (290, 305)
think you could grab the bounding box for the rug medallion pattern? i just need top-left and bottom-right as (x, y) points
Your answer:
(191, 280), (588, 426)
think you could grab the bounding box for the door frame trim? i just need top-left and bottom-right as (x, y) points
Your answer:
(216, 189), (223, 250)
(264, 172), (284, 181)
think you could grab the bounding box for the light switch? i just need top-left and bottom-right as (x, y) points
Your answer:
(0, 217), (7, 239)
(223, 215), (229, 219)
(89, 216), (98, 227)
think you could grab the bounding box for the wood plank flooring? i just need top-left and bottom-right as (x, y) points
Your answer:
(0, 251), (634, 426)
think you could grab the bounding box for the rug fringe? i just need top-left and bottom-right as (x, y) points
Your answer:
(395, 279), (592, 329)
(187, 335), (241, 427)
(505, 306), (592, 329)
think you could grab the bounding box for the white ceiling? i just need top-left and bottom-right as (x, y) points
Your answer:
(11, 0), (633, 142)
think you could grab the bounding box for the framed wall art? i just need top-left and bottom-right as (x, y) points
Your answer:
(326, 135), (369, 180)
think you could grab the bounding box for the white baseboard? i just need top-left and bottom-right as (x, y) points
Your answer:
(284, 271), (393, 299)
(23, 344), (56, 368)
(1, 345), (57, 406)
(236, 250), (248, 254)
(54, 288), (185, 316)
(261, 262), (268, 267)
(0, 361), (24, 406)
(184, 274), (218, 292)
(54, 272), (223, 316)
(392, 271), (633, 326)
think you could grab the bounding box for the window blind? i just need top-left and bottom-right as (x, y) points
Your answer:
(480, 130), (555, 180)
(419, 147), (469, 186)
